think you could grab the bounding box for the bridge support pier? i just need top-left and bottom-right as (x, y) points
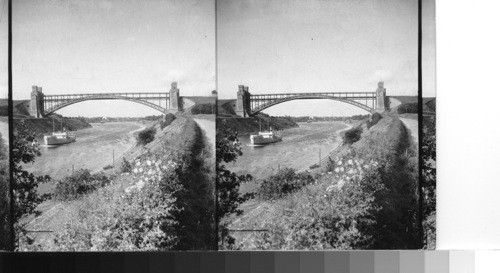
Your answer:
(375, 81), (387, 113)
(169, 82), (181, 112)
(29, 86), (45, 118)
(236, 85), (251, 117)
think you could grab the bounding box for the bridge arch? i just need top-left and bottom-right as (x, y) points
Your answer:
(250, 95), (376, 116)
(44, 95), (168, 116)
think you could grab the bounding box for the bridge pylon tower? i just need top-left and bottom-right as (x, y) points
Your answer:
(169, 82), (181, 111)
(29, 86), (45, 118)
(236, 85), (251, 117)
(375, 81), (387, 113)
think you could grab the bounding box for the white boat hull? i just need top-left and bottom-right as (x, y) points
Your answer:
(44, 132), (76, 145)
(250, 132), (282, 145)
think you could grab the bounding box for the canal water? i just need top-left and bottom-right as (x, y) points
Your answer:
(25, 122), (143, 194)
(227, 122), (348, 181)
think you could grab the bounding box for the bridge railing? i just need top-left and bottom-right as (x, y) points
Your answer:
(43, 93), (169, 101)
(250, 92), (376, 99)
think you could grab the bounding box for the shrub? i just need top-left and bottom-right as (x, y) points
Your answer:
(397, 103), (418, 114)
(367, 113), (383, 129)
(258, 168), (314, 200)
(137, 127), (157, 145)
(191, 103), (214, 114)
(160, 114), (176, 130)
(342, 126), (363, 145)
(54, 169), (111, 201)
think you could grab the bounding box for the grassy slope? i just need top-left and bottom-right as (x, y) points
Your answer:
(227, 116), (418, 249)
(24, 115), (216, 250)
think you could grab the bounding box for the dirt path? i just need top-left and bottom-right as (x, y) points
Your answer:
(399, 117), (418, 144)
(193, 118), (215, 153)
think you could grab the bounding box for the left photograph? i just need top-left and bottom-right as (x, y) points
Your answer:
(12, 0), (216, 251)
(0, 0), (9, 251)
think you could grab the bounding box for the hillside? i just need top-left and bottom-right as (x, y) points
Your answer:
(13, 115), (92, 135)
(217, 116), (299, 135)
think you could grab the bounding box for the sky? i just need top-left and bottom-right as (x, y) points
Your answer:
(12, 0), (215, 117)
(217, 0), (435, 117)
(0, 0), (7, 99)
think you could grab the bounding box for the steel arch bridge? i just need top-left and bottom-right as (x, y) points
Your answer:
(43, 93), (170, 116)
(234, 83), (387, 117)
(28, 83), (182, 118)
(249, 92), (377, 115)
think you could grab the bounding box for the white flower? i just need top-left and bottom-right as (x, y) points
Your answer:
(139, 167), (143, 173)
(348, 159), (353, 165)
(133, 168), (138, 174)
(340, 167), (344, 172)
(334, 168), (340, 173)
(147, 160), (152, 166)
(135, 161), (141, 166)
(337, 161), (343, 166)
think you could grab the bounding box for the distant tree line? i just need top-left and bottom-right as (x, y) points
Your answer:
(268, 114), (371, 123)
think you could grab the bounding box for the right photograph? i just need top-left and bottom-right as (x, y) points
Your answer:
(216, 0), (436, 250)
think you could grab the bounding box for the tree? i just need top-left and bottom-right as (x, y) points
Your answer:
(216, 120), (253, 248)
(12, 121), (51, 247)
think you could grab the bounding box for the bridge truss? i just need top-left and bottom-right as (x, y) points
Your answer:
(248, 92), (377, 115)
(43, 93), (170, 115)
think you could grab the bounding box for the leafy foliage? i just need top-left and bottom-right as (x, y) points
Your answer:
(136, 127), (157, 145)
(258, 168), (314, 200)
(342, 126), (363, 145)
(12, 121), (51, 226)
(216, 120), (253, 248)
(53, 169), (111, 201)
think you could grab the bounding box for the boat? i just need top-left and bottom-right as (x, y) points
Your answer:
(43, 119), (76, 145)
(249, 119), (282, 145)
